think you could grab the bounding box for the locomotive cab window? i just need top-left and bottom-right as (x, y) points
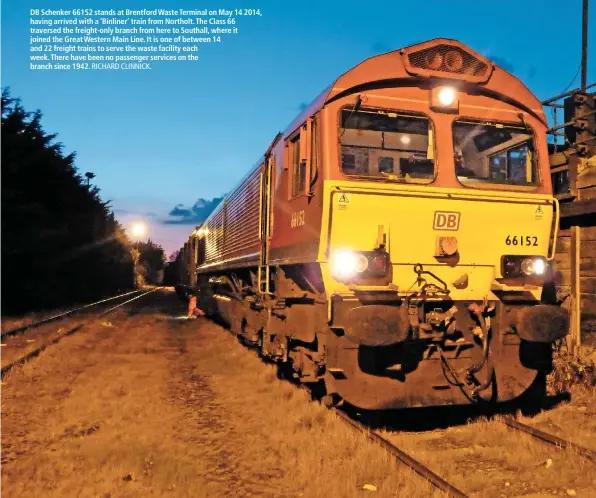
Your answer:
(339, 107), (435, 184)
(290, 132), (307, 197)
(452, 120), (539, 188)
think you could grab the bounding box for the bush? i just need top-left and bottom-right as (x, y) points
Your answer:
(547, 341), (596, 394)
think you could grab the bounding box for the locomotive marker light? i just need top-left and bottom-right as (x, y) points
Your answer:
(430, 86), (459, 112)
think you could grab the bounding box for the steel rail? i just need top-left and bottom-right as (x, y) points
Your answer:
(1, 288), (158, 378)
(1, 289), (144, 339)
(291, 383), (467, 496)
(502, 417), (596, 461)
(332, 407), (469, 498)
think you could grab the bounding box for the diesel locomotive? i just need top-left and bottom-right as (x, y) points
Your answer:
(180, 38), (569, 409)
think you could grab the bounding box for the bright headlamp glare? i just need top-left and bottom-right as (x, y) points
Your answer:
(330, 249), (390, 280)
(438, 87), (456, 106)
(430, 86), (459, 112)
(330, 250), (368, 278)
(502, 256), (547, 278)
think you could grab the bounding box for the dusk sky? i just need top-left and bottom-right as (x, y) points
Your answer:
(2, 1), (594, 256)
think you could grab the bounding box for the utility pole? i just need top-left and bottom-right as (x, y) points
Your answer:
(581, 0), (588, 90)
(544, 0), (593, 355)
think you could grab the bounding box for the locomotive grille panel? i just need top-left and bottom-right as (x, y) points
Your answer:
(408, 45), (489, 77)
(222, 167), (261, 258)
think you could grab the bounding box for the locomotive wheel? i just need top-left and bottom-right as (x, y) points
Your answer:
(314, 377), (342, 408)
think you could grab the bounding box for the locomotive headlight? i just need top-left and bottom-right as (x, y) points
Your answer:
(438, 87), (456, 106)
(502, 256), (547, 278)
(330, 250), (368, 279)
(521, 257), (546, 276)
(533, 258), (546, 275)
(430, 86), (459, 112)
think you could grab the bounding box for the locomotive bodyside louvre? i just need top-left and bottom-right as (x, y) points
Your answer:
(198, 165), (262, 272)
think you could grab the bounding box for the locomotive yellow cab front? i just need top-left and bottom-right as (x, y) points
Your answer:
(320, 182), (568, 408)
(317, 88), (569, 408)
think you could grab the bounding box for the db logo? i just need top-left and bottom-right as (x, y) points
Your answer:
(433, 211), (460, 231)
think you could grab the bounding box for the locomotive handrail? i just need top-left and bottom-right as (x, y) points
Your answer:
(548, 197), (560, 261)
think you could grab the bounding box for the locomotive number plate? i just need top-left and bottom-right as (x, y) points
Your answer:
(505, 235), (538, 246)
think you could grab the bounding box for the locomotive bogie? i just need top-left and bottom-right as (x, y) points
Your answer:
(322, 297), (560, 409)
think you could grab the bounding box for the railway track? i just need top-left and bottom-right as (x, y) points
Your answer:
(280, 361), (594, 498)
(500, 417), (596, 461)
(329, 404), (595, 497)
(331, 406), (469, 497)
(1, 289), (144, 340)
(1, 288), (157, 378)
(240, 326), (596, 496)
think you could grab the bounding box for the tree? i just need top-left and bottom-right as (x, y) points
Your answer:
(134, 239), (166, 285)
(163, 250), (181, 286)
(1, 87), (135, 313)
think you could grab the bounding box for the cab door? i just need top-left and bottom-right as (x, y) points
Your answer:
(258, 133), (282, 293)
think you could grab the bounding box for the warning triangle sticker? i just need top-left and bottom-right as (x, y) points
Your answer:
(338, 193), (350, 204)
(535, 205), (544, 216)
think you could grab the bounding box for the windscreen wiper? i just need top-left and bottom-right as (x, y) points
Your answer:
(517, 112), (531, 132)
(339, 94), (362, 140)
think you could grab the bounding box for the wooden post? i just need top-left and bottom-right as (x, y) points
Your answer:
(570, 226), (582, 352)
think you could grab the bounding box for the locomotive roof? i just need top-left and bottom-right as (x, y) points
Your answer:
(282, 37), (545, 138)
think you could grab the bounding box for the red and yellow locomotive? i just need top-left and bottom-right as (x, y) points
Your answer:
(182, 38), (569, 409)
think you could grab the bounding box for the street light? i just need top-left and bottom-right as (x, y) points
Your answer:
(131, 221), (147, 240)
